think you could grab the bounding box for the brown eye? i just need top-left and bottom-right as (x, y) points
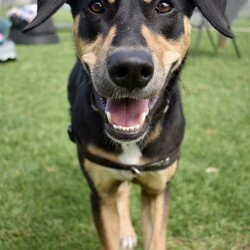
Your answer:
(156, 1), (174, 14)
(89, 1), (105, 14)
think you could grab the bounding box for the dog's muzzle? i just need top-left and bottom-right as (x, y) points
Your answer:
(91, 48), (162, 142)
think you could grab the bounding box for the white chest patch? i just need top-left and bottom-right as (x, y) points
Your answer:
(108, 143), (143, 181)
(118, 143), (142, 165)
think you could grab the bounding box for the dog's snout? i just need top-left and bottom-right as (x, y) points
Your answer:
(107, 50), (154, 90)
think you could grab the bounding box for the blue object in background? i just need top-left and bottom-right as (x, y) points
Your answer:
(0, 17), (16, 61)
(0, 17), (11, 44)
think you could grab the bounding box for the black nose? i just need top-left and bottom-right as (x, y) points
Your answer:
(107, 49), (154, 90)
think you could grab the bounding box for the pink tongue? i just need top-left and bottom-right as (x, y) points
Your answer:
(105, 98), (149, 127)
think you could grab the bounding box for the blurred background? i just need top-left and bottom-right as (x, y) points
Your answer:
(0, 1), (249, 249)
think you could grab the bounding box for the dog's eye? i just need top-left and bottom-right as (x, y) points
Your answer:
(89, 0), (105, 14)
(156, 1), (174, 14)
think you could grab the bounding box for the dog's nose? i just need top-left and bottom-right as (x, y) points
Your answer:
(107, 49), (154, 90)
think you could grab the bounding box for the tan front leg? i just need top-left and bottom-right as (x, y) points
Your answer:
(117, 182), (137, 250)
(85, 160), (121, 250)
(138, 161), (178, 250)
(90, 184), (121, 250)
(141, 185), (170, 250)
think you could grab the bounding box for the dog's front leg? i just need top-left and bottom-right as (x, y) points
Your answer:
(117, 181), (137, 249)
(91, 180), (137, 250)
(84, 160), (121, 250)
(141, 185), (170, 250)
(139, 162), (177, 250)
(91, 189), (120, 250)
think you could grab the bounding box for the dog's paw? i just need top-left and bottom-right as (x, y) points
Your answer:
(120, 234), (137, 250)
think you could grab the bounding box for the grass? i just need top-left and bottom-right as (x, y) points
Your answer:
(0, 15), (250, 250)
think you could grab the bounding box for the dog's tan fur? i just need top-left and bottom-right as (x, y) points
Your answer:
(141, 17), (191, 73)
(73, 17), (117, 71)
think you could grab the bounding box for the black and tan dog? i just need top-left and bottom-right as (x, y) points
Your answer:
(25, 0), (233, 249)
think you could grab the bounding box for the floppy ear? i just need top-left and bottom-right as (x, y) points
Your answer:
(195, 0), (234, 38)
(23, 0), (67, 32)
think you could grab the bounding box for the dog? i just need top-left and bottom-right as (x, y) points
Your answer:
(24, 0), (233, 249)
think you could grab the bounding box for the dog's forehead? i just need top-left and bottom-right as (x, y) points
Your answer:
(107, 0), (152, 2)
(107, 0), (187, 3)
(71, 0), (193, 16)
(75, 0), (192, 44)
(104, 0), (194, 15)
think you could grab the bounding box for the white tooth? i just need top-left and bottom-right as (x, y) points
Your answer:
(132, 126), (138, 131)
(140, 112), (147, 124)
(135, 124), (140, 130)
(163, 104), (169, 114)
(124, 127), (130, 132)
(118, 126), (123, 131)
(91, 104), (99, 112)
(106, 112), (112, 124)
(113, 124), (118, 129)
(129, 126), (134, 132)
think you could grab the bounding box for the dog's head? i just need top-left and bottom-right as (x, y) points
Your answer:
(25, 0), (233, 143)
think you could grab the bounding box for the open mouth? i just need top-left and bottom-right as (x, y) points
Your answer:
(93, 94), (158, 141)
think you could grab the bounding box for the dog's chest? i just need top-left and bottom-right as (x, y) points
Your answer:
(118, 143), (142, 165)
(109, 143), (142, 180)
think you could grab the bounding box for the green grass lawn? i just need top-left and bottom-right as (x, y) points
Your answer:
(0, 22), (250, 250)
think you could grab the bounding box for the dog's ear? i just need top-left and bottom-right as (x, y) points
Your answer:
(23, 0), (67, 32)
(195, 0), (234, 38)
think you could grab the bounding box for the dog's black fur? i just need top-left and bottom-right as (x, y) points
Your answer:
(25, 1), (233, 249)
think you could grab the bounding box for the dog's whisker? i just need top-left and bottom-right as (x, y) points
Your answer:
(179, 79), (190, 97)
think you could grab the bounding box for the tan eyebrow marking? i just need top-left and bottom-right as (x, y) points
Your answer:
(82, 26), (117, 67)
(73, 16), (117, 69)
(144, 0), (153, 3)
(141, 17), (191, 72)
(108, 0), (116, 3)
